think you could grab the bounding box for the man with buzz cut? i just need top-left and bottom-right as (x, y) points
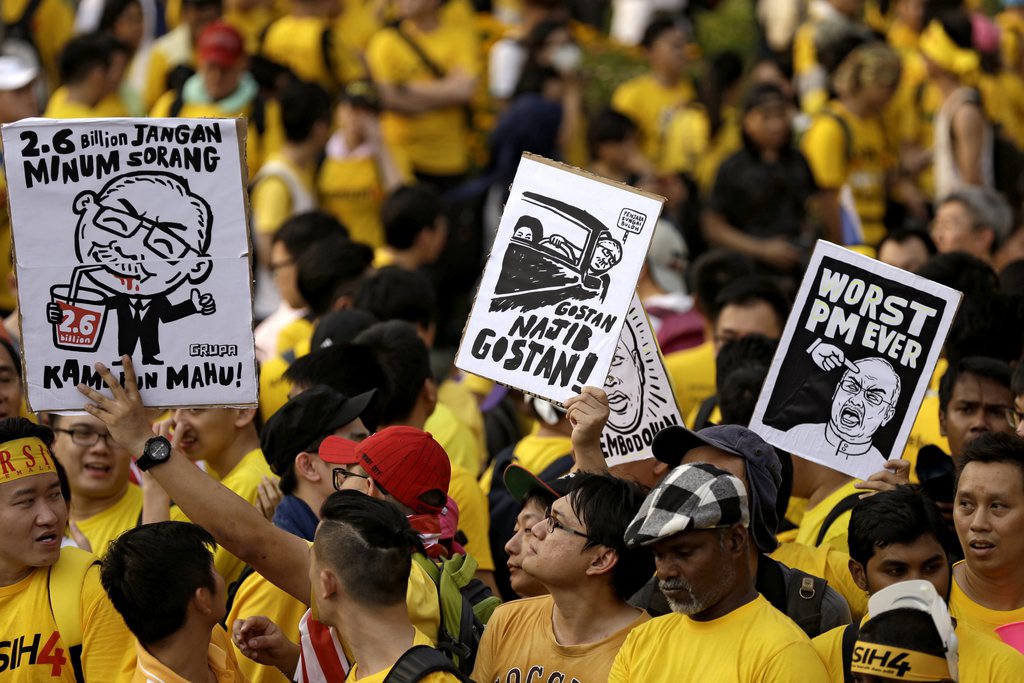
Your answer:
(609, 463), (829, 682)
(0, 417), (133, 681)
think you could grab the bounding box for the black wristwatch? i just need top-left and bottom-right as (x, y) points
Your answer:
(137, 436), (172, 472)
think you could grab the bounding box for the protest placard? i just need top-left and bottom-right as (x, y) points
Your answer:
(455, 154), (664, 404)
(1, 118), (256, 411)
(749, 241), (961, 480)
(601, 294), (684, 466)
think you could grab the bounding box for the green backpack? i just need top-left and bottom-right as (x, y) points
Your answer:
(411, 552), (501, 676)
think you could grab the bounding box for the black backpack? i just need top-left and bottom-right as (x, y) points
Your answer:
(382, 645), (470, 683)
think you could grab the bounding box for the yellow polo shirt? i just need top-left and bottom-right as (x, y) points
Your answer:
(794, 480), (863, 554)
(366, 20), (480, 176)
(132, 625), (245, 682)
(611, 74), (696, 173)
(73, 484), (143, 558)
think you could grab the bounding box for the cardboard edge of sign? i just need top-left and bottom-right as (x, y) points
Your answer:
(4, 117), (258, 413)
(452, 152), (667, 406)
(748, 240), (964, 477)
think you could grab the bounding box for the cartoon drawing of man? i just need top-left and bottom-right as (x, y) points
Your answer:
(46, 172), (216, 365)
(541, 232), (623, 275)
(783, 339), (902, 463)
(606, 323), (646, 434)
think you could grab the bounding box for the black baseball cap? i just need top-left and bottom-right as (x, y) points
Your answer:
(261, 385), (376, 476)
(503, 464), (579, 505)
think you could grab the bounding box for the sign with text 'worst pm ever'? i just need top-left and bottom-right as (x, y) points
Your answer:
(456, 154), (665, 404)
(2, 118), (256, 411)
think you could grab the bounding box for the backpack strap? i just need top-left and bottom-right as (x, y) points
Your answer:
(12, 0), (46, 30)
(169, 88), (185, 118)
(819, 106), (853, 166)
(48, 548), (99, 683)
(841, 622), (860, 683)
(382, 645), (465, 683)
(783, 572), (828, 637)
(755, 555), (790, 615)
(815, 493), (862, 547)
(390, 24), (446, 79)
(320, 26), (341, 91)
(692, 395), (719, 430)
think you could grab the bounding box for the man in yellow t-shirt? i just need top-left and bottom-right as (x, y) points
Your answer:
(78, 374), (457, 678)
(50, 412), (141, 556)
(43, 35), (111, 119)
(227, 385), (374, 683)
(0, 56), (40, 314)
(365, 0), (479, 181)
(101, 521), (249, 683)
(609, 463), (829, 682)
(472, 473), (652, 683)
(0, 423), (133, 681)
(259, 0), (365, 96)
(812, 487), (1024, 682)
(611, 17), (696, 172)
(170, 405), (272, 583)
(151, 20), (284, 179)
(951, 432), (1024, 639)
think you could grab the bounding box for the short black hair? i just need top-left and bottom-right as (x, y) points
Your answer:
(848, 486), (951, 567)
(956, 431), (1024, 492)
(944, 295), (1024, 367)
(59, 34), (111, 85)
(100, 522), (217, 646)
(690, 249), (756, 316)
(567, 474), (655, 600)
(938, 356), (1012, 413)
(352, 321), (431, 426)
(279, 81), (332, 142)
(641, 15), (684, 50)
(271, 211), (349, 255)
(877, 227), (937, 258)
(917, 252), (997, 298)
(315, 491), (422, 606)
(284, 344), (388, 415)
(587, 108), (637, 158)
(0, 417), (53, 449)
(858, 608), (948, 658)
(715, 334), (777, 388)
(382, 184), (444, 250)
(354, 267), (437, 331)
(719, 363), (771, 426)
(296, 237), (373, 317)
(711, 276), (790, 326)
(98, 0), (140, 33)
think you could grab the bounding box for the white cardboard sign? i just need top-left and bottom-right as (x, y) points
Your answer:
(1, 118), (256, 411)
(749, 241), (961, 480)
(455, 154), (664, 404)
(601, 294), (684, 466)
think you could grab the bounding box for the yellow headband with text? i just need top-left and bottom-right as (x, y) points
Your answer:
(0, 437), (56, 484)
(851, 642), (951, 681)
(920, 20), (979, 80)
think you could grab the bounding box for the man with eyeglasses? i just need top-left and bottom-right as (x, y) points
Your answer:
(224, 385), (374, 683)
(47, 170), (217, 366)
(784, 345), (903, 466)
(472, 470), (653, 683)
(49, 411), (140, 557)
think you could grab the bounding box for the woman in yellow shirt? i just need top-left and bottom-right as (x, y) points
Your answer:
(802, 41), (925, 246)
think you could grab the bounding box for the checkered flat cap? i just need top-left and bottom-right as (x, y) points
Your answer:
(624, 463), (750, 547)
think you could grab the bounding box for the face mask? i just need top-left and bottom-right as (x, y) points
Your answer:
(549, 43), (582, 74)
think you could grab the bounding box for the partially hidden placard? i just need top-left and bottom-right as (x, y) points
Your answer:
(601, 294), (684, 467)
(1, 117), (256, 411)
(749, 241), (961, 480)
(455, 154), (664, 404)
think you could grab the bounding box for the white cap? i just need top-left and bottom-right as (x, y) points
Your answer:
(867, 580), (959, 681)
(0, 56), (38, 91)
(646, 218), (689, 295)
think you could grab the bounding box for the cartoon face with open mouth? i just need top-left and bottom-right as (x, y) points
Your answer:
(606, 327), (645, 434)
(829, 358), (901, 443)
(73, 172), (213, 297)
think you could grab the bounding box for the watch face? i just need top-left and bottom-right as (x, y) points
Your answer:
(150, 438), (171, 462)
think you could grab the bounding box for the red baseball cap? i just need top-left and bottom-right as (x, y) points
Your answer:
(319, 435), (359, 465)
(197, 21), (245, 67)
(357, 426), (451, 515)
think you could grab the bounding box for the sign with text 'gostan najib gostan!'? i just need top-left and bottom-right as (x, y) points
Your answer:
(1, 118), (256, 411)
(456, 154), (665, 404)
